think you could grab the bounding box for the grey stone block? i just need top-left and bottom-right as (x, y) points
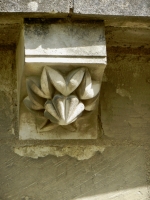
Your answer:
(0, 0), (69, 13)
(73, 0), (150, 16)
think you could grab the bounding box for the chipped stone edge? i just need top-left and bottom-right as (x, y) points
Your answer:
(14, 145), (105, 160)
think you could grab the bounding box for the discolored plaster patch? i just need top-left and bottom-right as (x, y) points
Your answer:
(14, 145), (105, 160)
(116, 88), (132, 100)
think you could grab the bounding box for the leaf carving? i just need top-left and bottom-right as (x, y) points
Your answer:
(38, 122), (58, 132)
(84, 94), (99, 111)
(45, 67), (85, 96)
(23, 97), (48, 129)
(23, 66), (100, 132)
(23, 96), (43, 110)
(77, 69), (100, 100)
(26, 77), (45, 110)
(41, 67), (54, 99)
(44, 94), (84, 125)
(26, 73), (53, 99)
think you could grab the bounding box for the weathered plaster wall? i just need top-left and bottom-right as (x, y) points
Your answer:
(0, 48), (17, 140)
(102, 47), (150, 144)
(0, 145), (149, 200)
(0, 28), (149, 199)
(0, 0), (149, 197)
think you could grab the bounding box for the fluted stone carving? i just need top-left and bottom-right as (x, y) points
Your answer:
(44, 95), (84, 125)
(23, 66), (100, 132)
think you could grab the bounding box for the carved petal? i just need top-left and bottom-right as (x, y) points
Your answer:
(66, 95), (79, 121)
(66, 68), (85, 96)
(67, 102), (84, 124)
(61, 124), (77, 132)
(45, 67), (85, 96)
(77, 69), (100, 99)
(38, 122), (58, 132)
(45, 67), (66, 95)
(23, 97), (47, 129)
(25, 76), (45, 109)
(35, 115), (49, 130)
(41, 67), (53, 99)
(84, 95), (99, 111)
(23, 96), (44, 110)
(26, 76), (49, 99)
(23, 99), (56, 131)
(44, 95), (84, 125)
(44, 100), (60, 124)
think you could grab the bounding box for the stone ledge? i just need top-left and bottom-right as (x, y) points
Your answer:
(73, 0), (150, 17)
(0, 0), (150, 17)
(0, 0), (69, 13)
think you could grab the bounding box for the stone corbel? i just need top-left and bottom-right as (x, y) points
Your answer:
(16, 20), (107, 156)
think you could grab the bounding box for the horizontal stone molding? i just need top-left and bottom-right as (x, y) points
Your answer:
(0, 0), (149, 17)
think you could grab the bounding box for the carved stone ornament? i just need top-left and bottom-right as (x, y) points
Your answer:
(23, 66), (100, 132)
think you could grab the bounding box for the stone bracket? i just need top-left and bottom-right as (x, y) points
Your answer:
(17, 21), (107, 141)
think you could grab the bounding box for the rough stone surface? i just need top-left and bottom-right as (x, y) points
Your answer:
(0, 0), (69, 13)
(0, 0), (150, 17)
(0, 22), (21, 46)
(0, 49), (17, 139)
(0, 16), (23, 46)
(73, 0), (150, 16)
(0, 144), (149, 200)
(105, 26), (150, 48)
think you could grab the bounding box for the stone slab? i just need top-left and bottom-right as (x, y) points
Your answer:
(73, 0), (150, 16)
(0, 0), (150, 17)
(0, 0), (69, 13)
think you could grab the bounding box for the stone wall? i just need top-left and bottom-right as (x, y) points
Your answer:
(0, 2), (150, 199)
(0, 35), (149, 199)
